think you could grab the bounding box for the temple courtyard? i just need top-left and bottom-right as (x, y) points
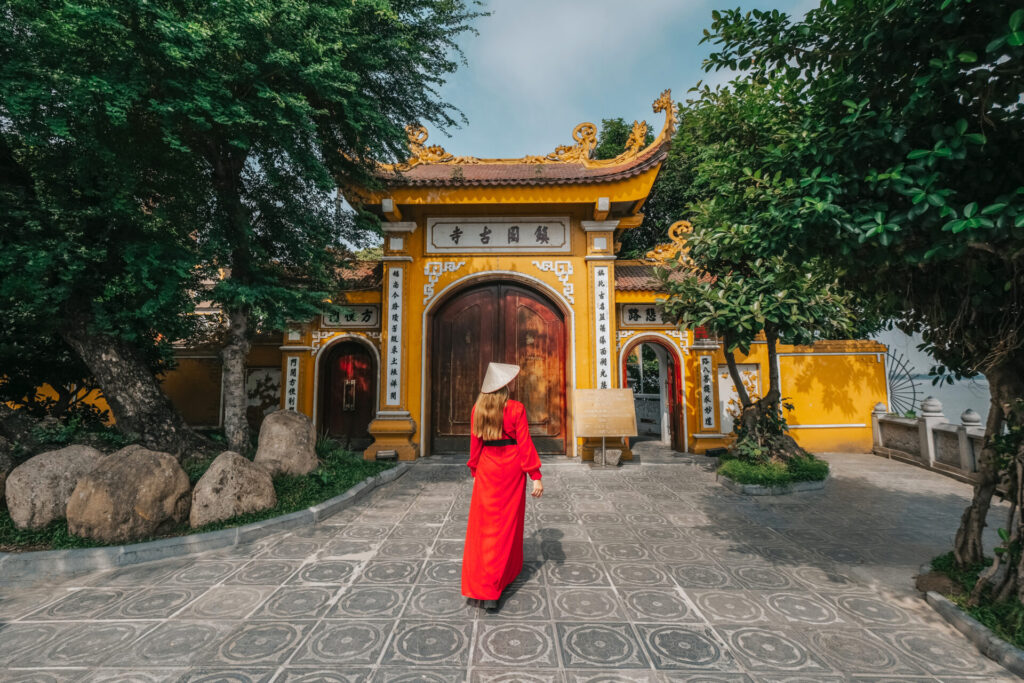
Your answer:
(0, 446), (1013, 682)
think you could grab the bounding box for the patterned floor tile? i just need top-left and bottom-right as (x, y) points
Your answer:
(175, 586), (275, 620)
(328, 585), (409, 619)
(272, 668), (372, 682)
(548, 587), (626, 621)
(714, 625), (833, 674)
(10, 621), (155, 668)
(554, 622), (649, 669)
(804, 627), (927, 675)
(249, 586), (335, 619)
(21, 588), (128, 621)
(380, 620), (473, 667)
(618, 588), (700, 623)
(473, 621), (559, 668)
(223, 560), (302, 585)
(354, 560), (423, 585)
(208, 620), (315, 666)
(177, 668), (276, 682)
(102, 620), (235, 668)
(290, 620), (393, 666)
(545, 562), (610, 587)
(634, 623), (738, 671)
(479, 586), (549, 620)
(286, 560), (358, 585)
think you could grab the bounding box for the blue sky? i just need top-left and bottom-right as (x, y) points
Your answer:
(433, 0), (817, 159)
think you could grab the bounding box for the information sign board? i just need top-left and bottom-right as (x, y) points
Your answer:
(574, 389), (638, 438)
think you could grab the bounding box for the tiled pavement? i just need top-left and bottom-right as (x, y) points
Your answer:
(0, 445), (1015, 682)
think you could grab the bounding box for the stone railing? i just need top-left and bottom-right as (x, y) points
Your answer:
(871, 398), (985, 482)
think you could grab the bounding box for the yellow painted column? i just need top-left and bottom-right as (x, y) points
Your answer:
(365, 221), (419, 461)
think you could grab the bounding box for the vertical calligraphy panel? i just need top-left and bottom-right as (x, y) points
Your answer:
(700, 356), (715, 429)
(593, 266), (611, 389)
(285, 356), (300, 411)
(385, 267), (404, 407)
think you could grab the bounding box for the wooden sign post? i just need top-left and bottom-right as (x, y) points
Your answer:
(574, 389), (638, 468)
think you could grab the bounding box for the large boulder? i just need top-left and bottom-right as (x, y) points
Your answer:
(0, 443), (14, 510)
(190, 451), (276, 528)
(66, 445), (190, 543)
(253, 410), (317, 477)
(5, 445), (105, 529)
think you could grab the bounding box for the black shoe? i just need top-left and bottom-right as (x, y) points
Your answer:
(482, 599), (499, 611)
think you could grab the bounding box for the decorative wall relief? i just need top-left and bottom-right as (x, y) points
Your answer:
(532, 260), (575, 304)
(423, 261), (466, 304)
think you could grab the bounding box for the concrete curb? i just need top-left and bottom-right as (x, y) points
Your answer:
(0, 463), (409, 582)
(718, 473), (827, 496)
(926, 590), (1024, 676)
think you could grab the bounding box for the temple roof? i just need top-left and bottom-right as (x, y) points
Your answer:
(375, 90), (676, 189)
(615, 261), (692, 292)
(337, 260), (383, 290)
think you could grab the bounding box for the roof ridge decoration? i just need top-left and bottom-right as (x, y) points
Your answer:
(389, 89), (676, 171)
(646, 220), (693, 264)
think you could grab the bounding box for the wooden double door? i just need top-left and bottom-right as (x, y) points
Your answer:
(432, 282), (566, 454)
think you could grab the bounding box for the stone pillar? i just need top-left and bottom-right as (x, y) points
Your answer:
(917, 396), (947, 468)
(958, 408), (982, 473)
(871, 402), (887, 450)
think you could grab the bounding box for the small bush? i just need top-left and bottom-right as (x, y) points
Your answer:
(718, 455), (829, 487)
(930, 552), (1024, 649)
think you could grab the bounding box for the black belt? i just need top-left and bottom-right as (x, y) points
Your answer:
(483, 438), (516, 447)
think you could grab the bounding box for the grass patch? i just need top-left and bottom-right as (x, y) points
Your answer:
(717, 454), (829, 487)
(930, 552), (1024, 650)
(0, 443), (393, 552)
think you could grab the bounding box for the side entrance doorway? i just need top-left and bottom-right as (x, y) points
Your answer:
(623, 338), (685, 451)
(431, 281), (567, 454)
(319, 340), (376, 450)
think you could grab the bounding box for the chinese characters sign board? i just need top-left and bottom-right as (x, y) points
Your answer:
(285, 357), (299, 411)
(593, 266), (612, 389)
(384, 268), (404, 407)
(699, 356), (715, 429)
(618, 304), (673, 328)
(427, 217), (570, 254)
(323, 305), (379, 328)
(573, 389), (638, 438)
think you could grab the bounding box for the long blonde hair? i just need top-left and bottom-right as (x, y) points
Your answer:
(472, 386), (509, 439)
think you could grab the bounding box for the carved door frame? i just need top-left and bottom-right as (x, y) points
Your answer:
(620, 334), (687, 452)
(313, 335), (381, 437)
(421, 271), (576, 458)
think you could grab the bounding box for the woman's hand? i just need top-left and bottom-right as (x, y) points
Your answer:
(531, 479), (543, 498)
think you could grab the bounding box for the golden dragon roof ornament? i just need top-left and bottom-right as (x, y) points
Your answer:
(388, 89), (677, 171)
(646, 220), (693, 264)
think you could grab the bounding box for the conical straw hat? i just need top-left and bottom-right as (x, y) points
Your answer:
(481, 362), (520, 393)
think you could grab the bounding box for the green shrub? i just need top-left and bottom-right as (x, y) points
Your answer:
(718, 455), (829, 487)
(930, 552), (1024, 649)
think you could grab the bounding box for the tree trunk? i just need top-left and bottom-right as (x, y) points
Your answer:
(59, 313), (207, 458)
(209, 145), (253, 455)
(221, 307), (251, 453)
(954, 363), (1024, 568)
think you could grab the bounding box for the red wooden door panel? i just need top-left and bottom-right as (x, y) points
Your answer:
(432, 282), (565, 454)
(321, 341), (376, 448)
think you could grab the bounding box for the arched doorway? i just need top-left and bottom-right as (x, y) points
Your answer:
(622, 338), (685, 451)
(319, 340), (376, 450)
(431, 281), (567, 454)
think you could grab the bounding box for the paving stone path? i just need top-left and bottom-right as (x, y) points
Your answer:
(0, 446), (1015, 682)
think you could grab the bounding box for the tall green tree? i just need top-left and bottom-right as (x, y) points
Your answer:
(2, 0), (483, 454)
(0, 45), (207, 456)
(139, 0), (482, 453)
(703, 0), (1024, 598)
(659, 82), (867, 458)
